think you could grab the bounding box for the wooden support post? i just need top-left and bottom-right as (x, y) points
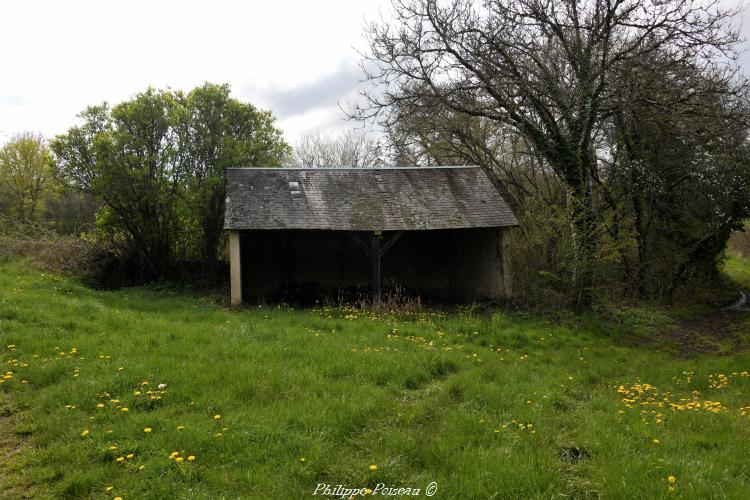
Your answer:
(371, 233), (381, 307)
(229, 230), (242, 306)
(349, 230), (403, 307)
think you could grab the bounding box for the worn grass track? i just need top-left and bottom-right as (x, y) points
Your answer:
(2, 256), (750, 498)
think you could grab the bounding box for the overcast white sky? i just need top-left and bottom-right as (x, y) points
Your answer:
(0, 0), (748, 145)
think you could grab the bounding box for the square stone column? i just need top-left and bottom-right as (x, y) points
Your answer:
(229, 230), (242, 305)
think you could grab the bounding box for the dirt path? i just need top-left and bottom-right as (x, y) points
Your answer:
(658, 301), (750, 357)
(726, 289), (750, 311)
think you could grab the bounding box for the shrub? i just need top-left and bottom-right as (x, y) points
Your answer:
(0, 218), (123, 288)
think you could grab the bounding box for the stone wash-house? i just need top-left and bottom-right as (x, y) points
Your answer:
(224, 166), (518, 305)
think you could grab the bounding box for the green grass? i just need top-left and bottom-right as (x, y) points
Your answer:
(2, 256), (750, 499)
(725, 250), (750, 289)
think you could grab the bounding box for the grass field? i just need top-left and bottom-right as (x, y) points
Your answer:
(2, 256), (750, 499)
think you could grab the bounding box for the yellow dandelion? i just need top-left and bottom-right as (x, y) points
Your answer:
(668, 475), (677, 485)
(120, 407), (129, 412)
(369, 464), (378, 471)
(143, 427), (152, 433)
(188, 455), (196, 461)
(300, 457), (306, 462)
(115, 457), (125, 463)
(81, 430), (90, 437)
(175, 457), (184, 463)
(96, 403), (105, 409)
(138, 465), (145, 471)
(106, 486), (113, 492)
(177, 425), (185, 430)
(114, 497), (123, 500)
(213, 414), (221, 420)
(126, 453), (134, 459)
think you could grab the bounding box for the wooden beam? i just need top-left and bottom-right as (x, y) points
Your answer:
(347, 232), (372, 258)
(229, 230), (242, 306)
(379, 231), (403, 258)
(371, 233), (381, 306)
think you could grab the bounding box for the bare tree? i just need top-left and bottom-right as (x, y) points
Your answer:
(383, 95), (562, 213)
(291, 129), (385, 167)
(356, 0), (741, 307)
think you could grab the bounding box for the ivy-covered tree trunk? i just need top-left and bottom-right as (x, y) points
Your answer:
(568, 177), (597, 308)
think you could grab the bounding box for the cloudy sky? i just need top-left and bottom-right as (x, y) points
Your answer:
(0, 0), (748, 145)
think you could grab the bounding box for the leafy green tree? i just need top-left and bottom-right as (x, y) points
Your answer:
(51, 85), (289, 279)
(52, 89), (182, 277)
(0, 132), (55, 221)
(605, 57), (750, 298)
(175, 83), (290, 262)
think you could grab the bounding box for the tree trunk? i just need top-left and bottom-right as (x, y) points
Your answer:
(202, 187), (225, 263)
(631, 192), (648, 298)
(568, 175), (597, 309)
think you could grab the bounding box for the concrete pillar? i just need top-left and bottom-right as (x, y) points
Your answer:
(501, 228), (513, 297)
(229, 230), (242, 306)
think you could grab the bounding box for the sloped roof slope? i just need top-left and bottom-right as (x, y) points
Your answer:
(224, 166), (518, 231)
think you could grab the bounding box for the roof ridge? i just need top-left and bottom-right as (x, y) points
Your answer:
(226, 165), (481, 171)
